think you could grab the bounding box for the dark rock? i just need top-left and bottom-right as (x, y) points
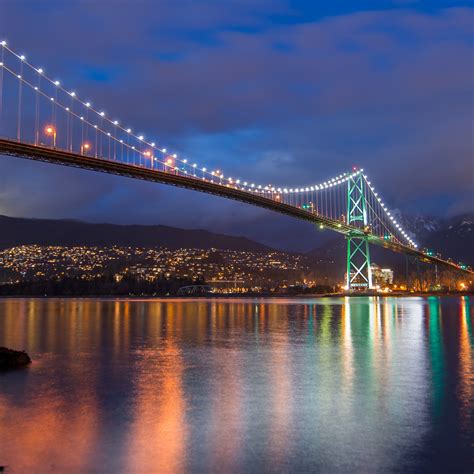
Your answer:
(0, 347), (32, 370)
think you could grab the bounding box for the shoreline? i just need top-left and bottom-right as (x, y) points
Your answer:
(0, 292), (472, 300)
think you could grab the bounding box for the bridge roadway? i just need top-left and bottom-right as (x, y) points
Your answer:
(0, 137), (471, 275)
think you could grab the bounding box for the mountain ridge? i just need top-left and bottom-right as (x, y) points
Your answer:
(0, 215), (275, 253)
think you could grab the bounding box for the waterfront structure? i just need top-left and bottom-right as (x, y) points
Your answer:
(371, 264), (394, 286)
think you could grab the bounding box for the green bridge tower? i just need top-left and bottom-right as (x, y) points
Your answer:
(346, 171), (373, 290)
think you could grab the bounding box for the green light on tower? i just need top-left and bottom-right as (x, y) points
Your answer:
(346, 171), (373, 290)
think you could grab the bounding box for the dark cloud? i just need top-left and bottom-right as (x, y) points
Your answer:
(0, 1), (472, 250)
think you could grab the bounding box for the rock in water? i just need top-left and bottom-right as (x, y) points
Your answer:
(0, 347), (32, 370)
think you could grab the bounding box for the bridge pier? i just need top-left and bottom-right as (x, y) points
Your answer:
(346, 233), (373, 290)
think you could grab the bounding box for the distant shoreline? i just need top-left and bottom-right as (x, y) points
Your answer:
(0, 292), (472, 299)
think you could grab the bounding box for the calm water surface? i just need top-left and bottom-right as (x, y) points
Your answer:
(0, 296), (472, 473)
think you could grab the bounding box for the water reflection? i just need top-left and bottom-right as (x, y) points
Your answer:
(459, 297), (473, 430)
(0, 297), (472, 472)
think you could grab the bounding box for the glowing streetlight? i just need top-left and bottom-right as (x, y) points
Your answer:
(44, 125), (56, 147)
(81, 142), (91, 155)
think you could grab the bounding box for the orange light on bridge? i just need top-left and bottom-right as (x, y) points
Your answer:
(44, 125), (57, 147)
(80, 142), (91, 155)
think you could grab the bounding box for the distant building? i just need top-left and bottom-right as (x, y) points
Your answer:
(371, 263), (393, 286)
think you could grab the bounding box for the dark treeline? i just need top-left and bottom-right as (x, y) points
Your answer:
(0, 274), (205, 296)
(0, 275), (337, 297)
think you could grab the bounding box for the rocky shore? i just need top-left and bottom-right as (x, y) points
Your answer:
(0, 347), (32, 370)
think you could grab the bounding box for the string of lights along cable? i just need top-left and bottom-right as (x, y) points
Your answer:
(0, 41), (470, 288)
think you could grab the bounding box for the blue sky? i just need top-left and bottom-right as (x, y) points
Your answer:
(0, 0), (472, 251)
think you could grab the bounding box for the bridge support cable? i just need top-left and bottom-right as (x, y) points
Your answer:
(0, 43), (3, 133)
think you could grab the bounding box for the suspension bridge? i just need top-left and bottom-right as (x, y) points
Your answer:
(0, 41), (471, 290)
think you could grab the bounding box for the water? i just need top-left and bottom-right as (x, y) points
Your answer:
(0, 296), (472, 473)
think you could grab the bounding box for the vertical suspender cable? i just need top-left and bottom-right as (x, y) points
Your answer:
(35, 73), (41, 145)
(0, 45), (4, 134)
(17, 59), (23, 140)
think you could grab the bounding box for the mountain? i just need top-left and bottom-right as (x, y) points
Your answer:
(422, 215), (474, 266)
(0, 215), (274, 253)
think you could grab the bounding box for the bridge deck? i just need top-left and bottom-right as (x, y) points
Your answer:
(0, 137), (471, 275)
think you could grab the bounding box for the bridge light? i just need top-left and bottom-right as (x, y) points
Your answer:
(0, 41), (6, 46)
(193, 163), (197, 168)
(172, 154), (177, 158)
(202, 167), (206, 172)
(126, 128), (131, 133)
(138, 135), (144, 140)
(54, 80), (60, 86)
(80, 142), (90, 154)
(113, 120), (119, 125)
(70, 91), (76, 97)
(37, 68), (44, 74)
(151, 142), (155, 147)
(162, 148), (167, 153)
(183, 159), (187, 163)
(44, 125), (57, 147)
(100, 111), (105, 117)
(86, 102), (91, 107)
(20, 55), (26, 60)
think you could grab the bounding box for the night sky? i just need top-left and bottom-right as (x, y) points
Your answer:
(0, 0), (472, 251)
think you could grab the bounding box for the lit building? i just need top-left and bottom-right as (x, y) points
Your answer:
(371, 263), (394, 286)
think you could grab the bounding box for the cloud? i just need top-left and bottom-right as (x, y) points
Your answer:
(0, 2), (472, 249)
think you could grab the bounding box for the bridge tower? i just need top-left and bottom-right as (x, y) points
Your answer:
(346, 171), (373, 290)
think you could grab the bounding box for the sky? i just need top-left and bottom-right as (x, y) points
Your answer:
(0, 0), (473, 251)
